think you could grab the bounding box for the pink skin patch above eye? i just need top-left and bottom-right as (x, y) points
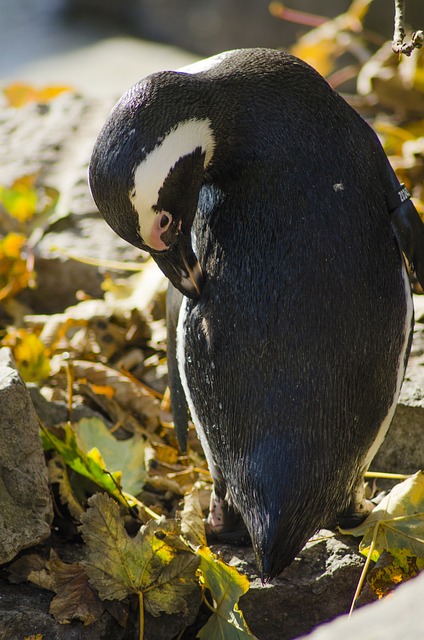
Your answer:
(148, 211), (173, 251)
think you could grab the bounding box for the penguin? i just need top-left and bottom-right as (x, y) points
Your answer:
(88, 48), (424, 581)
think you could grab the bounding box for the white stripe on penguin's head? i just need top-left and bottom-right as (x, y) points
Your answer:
(129, 118), (215, 249)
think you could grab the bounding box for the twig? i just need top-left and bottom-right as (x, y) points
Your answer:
(392, 0), (423, 56)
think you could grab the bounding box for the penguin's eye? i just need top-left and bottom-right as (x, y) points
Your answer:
(159, 211), (172, 232)
(160, 212), (171, 229)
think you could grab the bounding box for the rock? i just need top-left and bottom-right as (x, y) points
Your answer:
(0, 39), (197, 314)
(0, 348), (52, 564)
(222, 530), (365, 640)
(302, 570), (424, 640)
(0, 576), (128, 640)
(0, 91), (141, 313)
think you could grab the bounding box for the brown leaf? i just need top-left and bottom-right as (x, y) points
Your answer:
(8, 554), (48, 585)
(72, 360), (160, 429)
(179, 488), (207, 548)
(49, 556), (104, 625)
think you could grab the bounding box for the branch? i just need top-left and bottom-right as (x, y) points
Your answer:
(392, 0), (423, 56)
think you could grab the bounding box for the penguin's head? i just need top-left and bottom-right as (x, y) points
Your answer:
(89, 72), (217, 299)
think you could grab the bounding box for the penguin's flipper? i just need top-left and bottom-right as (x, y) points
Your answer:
(390, 193), (424, 289)
(166, 283), (189, 453)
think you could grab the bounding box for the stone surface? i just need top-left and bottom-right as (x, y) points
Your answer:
(302, 570), (424, 640)
(0, 576), (128, 640)
(0, 348), (53, 564)
(0, 39), (197, 314)
(221, 531), (365, 640)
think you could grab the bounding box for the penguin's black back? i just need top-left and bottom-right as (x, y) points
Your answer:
(175, 49), (410, 577)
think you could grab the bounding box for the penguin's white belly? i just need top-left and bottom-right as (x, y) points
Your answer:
(359, 261), (413, 472)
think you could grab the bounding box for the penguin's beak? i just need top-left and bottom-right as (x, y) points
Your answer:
(152, 232), (203, 299)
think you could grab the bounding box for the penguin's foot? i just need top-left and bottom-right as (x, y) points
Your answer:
(205, 492), (250, 545)
(337, 497), (375, 529)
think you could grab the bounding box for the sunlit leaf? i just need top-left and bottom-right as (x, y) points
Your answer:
(367, 549), (424, 599)
(197, 546), (256, 639)
(80, 493), (200, 616)
(0, 176), (38, 222)
(341, 471), (424, 562)
(287, 0), (373, 77)
(0, 233), (34, 301)
(2, 328), (50, 382)
(40, 422), (125, 503)
(3, 82), (73, 108)
(75, 417), (147, 496)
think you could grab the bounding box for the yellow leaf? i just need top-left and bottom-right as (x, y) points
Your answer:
(367, 550), (424, 599)
(80, 493), (200, 637)
(3, 328), (50, 383)
(197, 546), (256, 639)
(0, 176), (38, 222)
(341, 471), (424, 563)
(3, 82), (73, 107)
(0, 233), (34, 301)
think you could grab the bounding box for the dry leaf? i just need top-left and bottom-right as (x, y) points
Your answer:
(48, 454), (85, 520)
(71, 360), (160, 429)
(80, 493), (200, 616)
(179, 488), (207, 548)
(49, 556), (104, 625)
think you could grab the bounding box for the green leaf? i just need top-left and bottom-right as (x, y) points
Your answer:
(80, 493), (200, 616)
(341, 471), (424, 562)
(76, 417), (146, 496)
(41, 422), (124, 502)
(197, 546), (257, 639)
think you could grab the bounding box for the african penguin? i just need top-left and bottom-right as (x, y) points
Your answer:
(89, 48), (424, 581)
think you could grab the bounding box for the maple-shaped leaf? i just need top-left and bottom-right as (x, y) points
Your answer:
(48, 555), (104, 625)
(341, 471), (424, 562)
(80, 493), (200, 618)
(179, 488), (207, 548)
(197, 546), (257, 639)
(75, 417), (147, 496)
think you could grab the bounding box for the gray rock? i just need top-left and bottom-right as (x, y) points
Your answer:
(0, 348), (53, 564)
(0, 577), (128, 640)
(221, 530), (365, 640)
(302, 570), (424, 640)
